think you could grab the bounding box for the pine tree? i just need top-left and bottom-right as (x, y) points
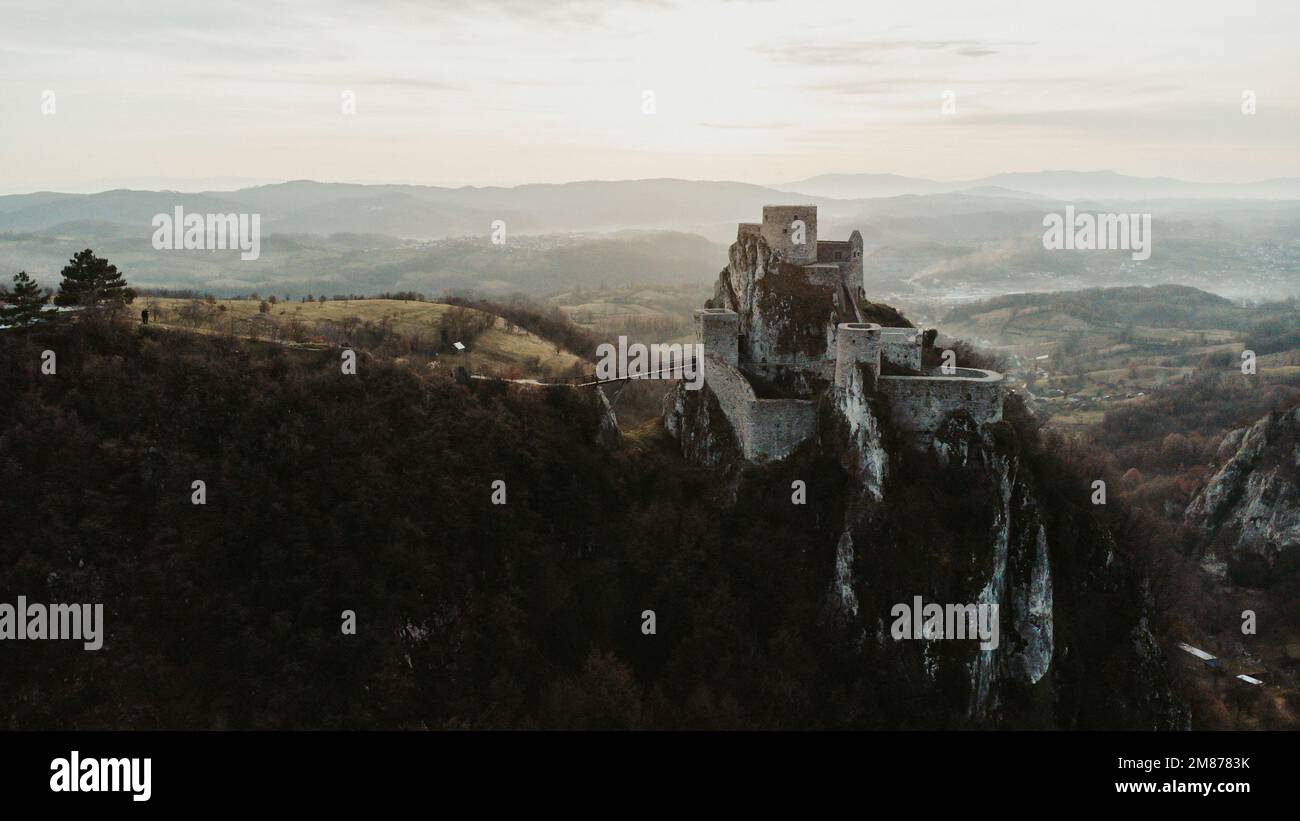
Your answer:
(0, 271), (49, 326)
(55, 249), (135, 309)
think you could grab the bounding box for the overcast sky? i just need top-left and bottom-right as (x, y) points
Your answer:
(1, 0), (1297, 193)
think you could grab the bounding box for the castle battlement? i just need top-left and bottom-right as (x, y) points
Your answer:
(672, 206), (1006, 464)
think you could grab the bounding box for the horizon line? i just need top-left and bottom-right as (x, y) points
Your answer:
(6, 169), (1300, 198)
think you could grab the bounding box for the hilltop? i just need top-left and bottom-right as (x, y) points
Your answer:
(141, 296), (587, 380)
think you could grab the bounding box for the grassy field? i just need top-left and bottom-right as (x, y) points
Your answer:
(142, 297), (587, 378)
(548, 283), (708, 346)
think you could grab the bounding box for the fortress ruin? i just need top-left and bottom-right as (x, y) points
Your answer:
(665, 205), (1005, 464)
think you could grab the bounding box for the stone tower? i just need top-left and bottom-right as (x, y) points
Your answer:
(759, 204), (817, 264)
(834, 322), (882, 394)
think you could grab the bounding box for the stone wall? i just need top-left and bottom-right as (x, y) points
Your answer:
(695, 308), (739, 366)
(801, 262), (845, 288)
(879, 327), (922, 370)
(698, 353), (755, 449)
(699, 353), (818, 464)
(747, 398), (818, 463)
(878, 368), (1004, 433)
(816, 240), (852, 263)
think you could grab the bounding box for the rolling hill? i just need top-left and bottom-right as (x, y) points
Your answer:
(142, 296), (588, 379)
(937, 284), (1300, 429)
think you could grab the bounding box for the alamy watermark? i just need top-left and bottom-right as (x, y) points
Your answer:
(594, 336), (705, 390)
(1042, 205), (1151, 261)
(891, 595), (999, 650)
(0, 596), (103, 650)
(152, 206), (261, 260)
(50, 751), (150, 802)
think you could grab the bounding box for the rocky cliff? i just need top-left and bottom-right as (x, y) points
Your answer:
(665, 367), (1185, 726)
(712, 231), (855, 382)
(822, 400), (1182, 726)
(1185, 404), (1300, 575)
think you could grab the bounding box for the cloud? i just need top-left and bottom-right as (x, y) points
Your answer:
(755, 38), (1030, 66)
(694, 120), (789, 130)
(190, 73), (467, 92)
(961, 104), (1300, 144)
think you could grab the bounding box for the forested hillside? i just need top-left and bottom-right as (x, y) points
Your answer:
(0, 317), (1189, 728)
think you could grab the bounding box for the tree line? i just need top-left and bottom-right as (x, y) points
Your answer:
(1, 249), (135, 326)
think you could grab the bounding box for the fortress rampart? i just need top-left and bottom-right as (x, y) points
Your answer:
(700, 353), (818, 463)
(877, 369), (1004, 433)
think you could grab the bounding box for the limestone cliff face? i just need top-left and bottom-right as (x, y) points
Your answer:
(714, 232), (853, 370)
(954, 432), (1054, 718)
(1185, 405), (1300, 567)
(662, 380), (742, 468)
(827, 360), (887, 501)
(663, 375), (1182, 725)
(870, 414), (1057, 720)
(821, 404), (1181, 727)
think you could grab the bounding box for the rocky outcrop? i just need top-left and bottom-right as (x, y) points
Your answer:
(662, 378), (742, 468)
(828, 359), (887, 501)
(829, 530), (859, 617)
(927, 417), (1054, 718)
(1186, 404), (1300, 567)
(716, 232), (853, 372)
(822, 404), (1182, 727)
(594, 385), (622, 448)
(663, 357), (1179, 727)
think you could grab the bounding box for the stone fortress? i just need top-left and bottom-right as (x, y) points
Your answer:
(665, 205), (1005, 464)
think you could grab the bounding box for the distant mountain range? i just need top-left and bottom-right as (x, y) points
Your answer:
(2, 174), (1298, 301)
(0, 179), (783, 241)
(773, 170), (1300, 201)
(2, 172), (1298, 246)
